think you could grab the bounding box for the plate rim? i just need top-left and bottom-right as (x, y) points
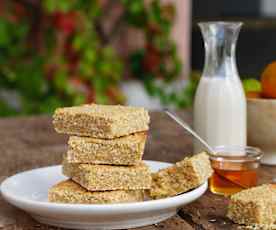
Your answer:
(1, 160), (208, 214)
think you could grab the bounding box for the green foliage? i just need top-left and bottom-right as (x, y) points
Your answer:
(0, 19), (28, 57)
(0, 0), (126, 116)
(121, 0), (147, 27)
(0, 0), (187, 116)
(125, 0), (189, 107)
(14, 58), (47, 98)
(43, 0), (77, 12)
(0, 100), (17, 117)
(43, 0), (101, 18)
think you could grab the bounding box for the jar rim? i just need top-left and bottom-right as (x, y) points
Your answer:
(198, 21), (243, 27)
(208, 145), (263, 163)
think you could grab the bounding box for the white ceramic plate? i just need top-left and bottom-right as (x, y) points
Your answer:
(1, 160), (208, 230)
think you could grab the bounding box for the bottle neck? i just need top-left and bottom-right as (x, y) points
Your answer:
(199, 22), (241, 79)
(203, 39), (238, 78)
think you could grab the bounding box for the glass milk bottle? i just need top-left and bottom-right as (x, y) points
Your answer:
(193, 22), (247, 153)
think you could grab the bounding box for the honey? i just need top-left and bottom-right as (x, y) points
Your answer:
(210, 161), (258, 196)
(208, 146), (263, 196)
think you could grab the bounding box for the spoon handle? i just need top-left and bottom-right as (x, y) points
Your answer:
(164, 109), (215, 155)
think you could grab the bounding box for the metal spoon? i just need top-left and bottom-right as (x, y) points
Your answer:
(164, 109), (216, 155)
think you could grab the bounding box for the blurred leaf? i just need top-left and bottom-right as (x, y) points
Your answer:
(73, 36), (87, 51)
(43, 0), (76, 12)
(0, 20), (11, 46)
(0, 0), (183, 115)
(72, 94), (85, 105)
(129, 50), (145, 78)
(84, 48), (97, 63)
(79, 61), (94, 77)
(38, 96), (64, 114)
(53, 68), (68, 92)
(14, 57), (48, 99)
(122, 0), (147, 27)
(0, 100), (18, 117)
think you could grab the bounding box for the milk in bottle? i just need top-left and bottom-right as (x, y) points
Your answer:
(193, 22), (246, 153)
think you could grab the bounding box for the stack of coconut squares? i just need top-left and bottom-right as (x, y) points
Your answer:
(49, 104), (151, 204)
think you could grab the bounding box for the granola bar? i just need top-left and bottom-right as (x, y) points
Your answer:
(62, 159), (152, 191)
(49, 180), (145, 204)
(53, 104), (150, 139)
(150, 152), (213, 199)
(66, 132), (147, 165)
(227, 184), (276, 226)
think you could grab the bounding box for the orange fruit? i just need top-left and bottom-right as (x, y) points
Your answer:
(261, 61), (276, 98)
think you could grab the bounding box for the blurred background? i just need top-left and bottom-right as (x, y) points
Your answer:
(0, 0), (275, 116)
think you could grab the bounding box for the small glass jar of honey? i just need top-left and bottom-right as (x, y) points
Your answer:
(209, 146), (263, 196)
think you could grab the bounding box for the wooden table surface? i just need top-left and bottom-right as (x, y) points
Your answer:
(0, 112), (275, 230)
